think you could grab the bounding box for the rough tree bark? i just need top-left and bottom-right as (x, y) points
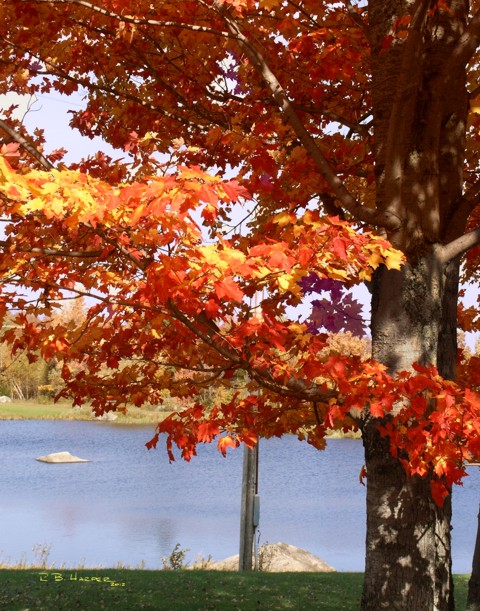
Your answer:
(362, 423), (453, 611)
(362, 261), (454, 610)
(362, 2), (470, 607)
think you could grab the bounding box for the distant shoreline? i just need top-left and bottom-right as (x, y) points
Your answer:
(0, 400), (362, 438)
(0, 400), (166, 425)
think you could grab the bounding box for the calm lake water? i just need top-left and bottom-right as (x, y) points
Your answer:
(0, 420), (478, 572)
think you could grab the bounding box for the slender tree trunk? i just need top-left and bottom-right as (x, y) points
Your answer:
(362, 260), (454, 610)
(467, 505), (480, 611)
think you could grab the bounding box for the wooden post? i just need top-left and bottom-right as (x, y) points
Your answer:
(239, 443), (258, 571)
(239, 291), (262, 572)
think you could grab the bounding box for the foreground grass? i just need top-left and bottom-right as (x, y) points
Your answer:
(0, 400), (166, 424)
(0, 569), (470, 610)
(0, 569), (362, 610)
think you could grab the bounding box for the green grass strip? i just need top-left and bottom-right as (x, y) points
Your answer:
(0, 569), (470, 610)
(0, 401), (165, 424)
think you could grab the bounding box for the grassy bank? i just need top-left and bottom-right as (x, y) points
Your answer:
(0, 401), (363, 436)
(0, 400), (165, 424)
(0, 569), (469, 610)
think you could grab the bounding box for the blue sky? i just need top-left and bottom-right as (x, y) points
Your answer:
(23, 90), (119, 163)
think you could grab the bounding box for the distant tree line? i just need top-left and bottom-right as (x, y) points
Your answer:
(0, 295), (376, 406)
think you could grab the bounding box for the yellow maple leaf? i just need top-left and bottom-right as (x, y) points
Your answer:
(21, 198), (45, 214)
(40, 181), (60, 196)
(366, 250), (384, 268)
(49, 197), (65, 218)
(383, 248), (405, 270)
(277, 274), (294, 292)
(273, 211), (296, 226)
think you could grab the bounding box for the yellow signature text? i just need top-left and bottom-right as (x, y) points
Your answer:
(38, 572), (126, 587)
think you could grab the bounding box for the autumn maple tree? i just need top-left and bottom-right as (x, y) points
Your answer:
(1, 0), (480, 608)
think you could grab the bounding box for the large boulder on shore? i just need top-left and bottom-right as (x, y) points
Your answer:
(36, 451), (91, 463)
(197, 542), (335, 572)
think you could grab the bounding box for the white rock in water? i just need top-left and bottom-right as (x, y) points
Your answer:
(95, 412), (118, 421)
(36, 451), (91, 463)
(194, 542), (336, 572)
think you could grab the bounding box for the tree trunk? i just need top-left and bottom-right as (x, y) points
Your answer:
(467, 505), (480, 611)
(362, 423), (453, 611)
(362, 1), (470, 606)
(467, 509), (480, 611)
(362, 260), (454, 610)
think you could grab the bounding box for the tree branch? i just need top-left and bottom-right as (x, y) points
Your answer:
(202, 85), (372, 137)
(2, 30), (230, 134)
(0, 119), (54, 170)
(24, 0), (232, 38)
(211, 0), (398, 230)
(300, 106), (372, 139)
(444, 181), (480, 243)
(344, 0), (369, 37)
(444, 9), (480, 75)
(167, 298), (336, 403)
(436, 228), (480, 264)
(285, 0), (321, 29)
(0, 241), (102, 258)
(32, 64), (214, 130)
